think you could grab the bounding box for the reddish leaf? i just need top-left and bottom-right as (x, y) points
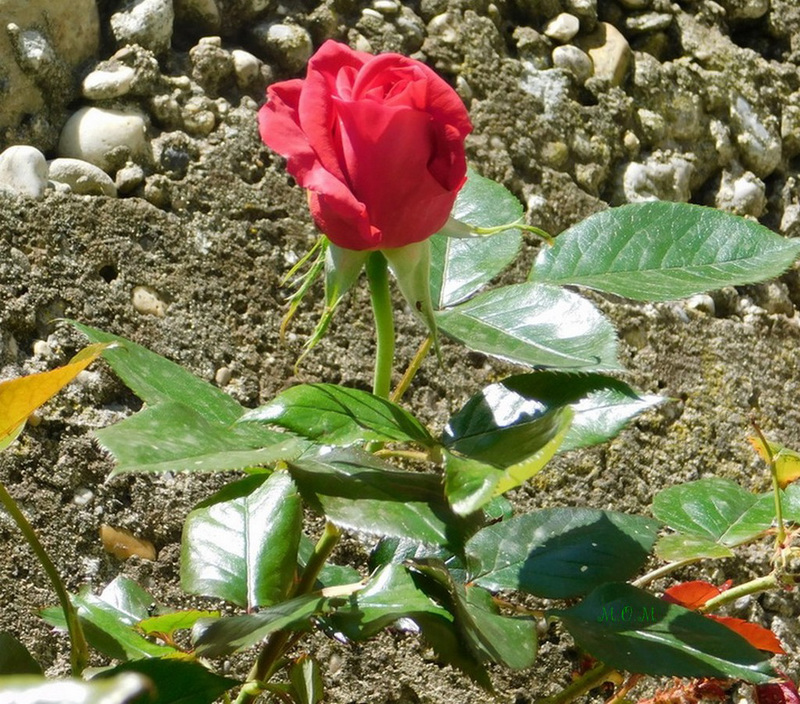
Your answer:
(662, 580), (722, 609)
(709, 615), (785, 654)
(755, 677), (800, 704)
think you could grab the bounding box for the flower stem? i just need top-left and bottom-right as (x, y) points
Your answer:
(0, 482), (89, 675)
(366, 252), (395, 399)
(535, 663), (616, 704)
(698, 573), (780, 613)
(236, 522), (342, 704)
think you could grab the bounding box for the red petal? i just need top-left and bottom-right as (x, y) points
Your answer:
(708, 615), (786, 654)
(662, 580), (722, 609)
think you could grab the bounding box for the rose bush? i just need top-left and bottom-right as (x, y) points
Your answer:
(258, 40), (472, 251)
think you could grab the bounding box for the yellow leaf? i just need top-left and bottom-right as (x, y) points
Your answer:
(0, 342), (112, 446)
(747, 435), (800, 488)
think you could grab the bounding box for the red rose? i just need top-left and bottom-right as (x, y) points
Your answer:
(258, 40), (472, 251)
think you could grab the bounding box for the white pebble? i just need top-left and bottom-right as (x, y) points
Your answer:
(686, 294), (715, 316)
(215, 367), (232, 386)
(256, 23), (313, 73)
(33, 339), (53, 357)
(48, 158), (117, 197)
(58, 107), (148, 174)
(82, 66), (137, 99)
(552, 45), (593, 83)
(132, 286), (167, 317)
(231, 49), (261, 89)
(110, 0), (174, 54)
(544, 13), (581, 43)
(0, 145), (48, 199)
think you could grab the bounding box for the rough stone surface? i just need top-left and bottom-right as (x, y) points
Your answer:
(0, 0), (100, 150)
(110, 0), (175, 55)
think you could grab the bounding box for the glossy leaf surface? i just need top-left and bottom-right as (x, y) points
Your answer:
(239, 383), (433, 447)
(95, 659), (239, 704)
(444, 372), (663, 458)
(652, 478), (775, 560)
(288, 448), (476, 548)
(430, 168), (523, 309)
(181, 471), (302, 609)
(137, 610), (219, 638)
(0, 674), (152, 704)
(193, 594), (334, 658)
(554, 583), (775, 683)
(435, 283), (619, 371)
(0, 632), (41, 675)
(466, 508), (659, 598)
(531, 202), (800, 301)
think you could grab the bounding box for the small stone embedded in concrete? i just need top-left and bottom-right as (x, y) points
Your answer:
(252, 22), (314, 73)
(544, 13), (581, 43)
(621, 154), (694, 202)
(718, 0), (769, 20)
(625, 12), (673, 33)
(48, 158), (118, 197)
(115, 163), (146, 194)
(131, 285), (167, 317)
(780, 204), (800, 236)
(32, 339), (53, 358)
(0, 145), (48, 199)
(8, 25), (57, 75)
(82, 65), (137, 99)
(686, 294), (716, 316)
(577, 22), (631, 86)
(215, 366), (232, 386)
(552, 45), (593, 83)
(231, 49), (262, 90)
(731, 95), (781, 178)
(110, 0), (175, 55)
(715, 169), (766, 217)
(58, 107), (148, 174)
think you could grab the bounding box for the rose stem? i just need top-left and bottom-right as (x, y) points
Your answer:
(535, 662), (616, 704)
(236, 522), (342, 704)
(0, 482), (89, 675)
(366, 252), (395, 399)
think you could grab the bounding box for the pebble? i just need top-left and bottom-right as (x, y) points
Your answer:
(131, 286), (167, 317)
(48, 158), (118, 197)
(57, 107), (148, 174)
(544, 13), (580, 43)
(780, 204), (800, 236)
(373, 0), (400, 14)
(577, 22), (630, 86)
(8, 25), (56, 76)
(621, 155), (693, 202)
(175, 0), (221, 32)
(686, 294), (715, 316)
(718, 0), (769, 20)
(552, 45), (593, 83)
(215, 366), (232, 386)
(252, 22), (314, 73)
(182, 96), (217, 136)
(231, 49), (262, 90)
(731, 95), (781, 178)
(760, 282), (794, 317)
(619, 0), (651, 7)
(82, 65), (137, 99)
(625, 12), (673, 33)
(32, 339), (53, 358)
(715, 169), (766, 217)
(110, 0), (175, 55)
(0, 145), (48, 199)
(115, 163), (146, 194)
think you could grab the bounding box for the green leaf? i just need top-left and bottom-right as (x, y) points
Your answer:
(95, 401), (304, 477)
(288, 447), (477, 549)
(407, 559), (537, 670)
(553, 583), (775, 683)
(74, 323), (244, 425)
(654, 534), (734, 562)
(430, 168), (523, 309)
(331, 563), (451, 640)
(435, 283), (620, 371)
(181, 470), (302, 609)
(95, 659), (239, 704)
(652, 478), (774, 552)
(466, 508), (660, 598)
(0, 632), (42, 675)
(289, 656), (324, 704)
(0, 674), (153, 704)
(445, 372), (663, 460)
(137, 610), (219, 638)
(531, 202), (800, 301)
(239, 383), (434, 447)
(41, 577), (175, 661)
(192, 594), (335, 658)
(443, 451), (504, 517)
